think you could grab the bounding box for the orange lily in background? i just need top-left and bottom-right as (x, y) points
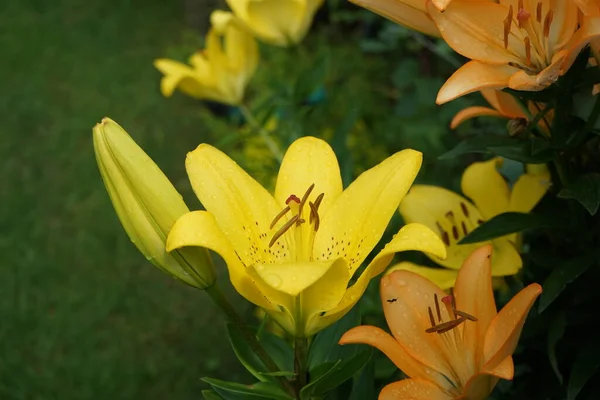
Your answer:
(427, 0), (600, 104)
(340, 245), (542, 400)
(349, 0), (440, 37)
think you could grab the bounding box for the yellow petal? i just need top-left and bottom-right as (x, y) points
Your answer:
(246, 0), (306, 45)
(461, 158), (510, 220)
(185, 144), (281, 268)
(481, 89), (526, 118)
(454, 245), (497, 369)
(462, 356), (514, 399)
(339, 326), (441, 383)
(350, 0), (440, 37)
(166, 210), (275, 310)
(379, 379), (453, 400)
(314, 149), (422, 274)
(437, 61), (517, 104)
(509, 166), (551, 213)
(315, 223), (446, 334)
(274, 136), (343, 214)
(386, 262), (459, 290)
(450, 106), (505, 129)
(379, 270), (460, 393)
(483, 283), (542, 371)
(427, 1), (519, 64)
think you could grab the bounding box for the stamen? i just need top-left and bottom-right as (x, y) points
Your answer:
(313, 192), (324, 210)
(524, 36), (531, 65)
(269, 205), (290, 229)
(428, 307), (436, 328)
(436, 317), (466, 334)
(454, 310), (478, 322)
(536, 2), (542, 23)
(269, 214), (299, 248)
(503, 5), (513, 49)
(286, 194), (300, 205)
(296, 184), (315, 226)
(434, 293), (442, 322)
(543, 10), (553, 37)
(308, 201), (320, 231)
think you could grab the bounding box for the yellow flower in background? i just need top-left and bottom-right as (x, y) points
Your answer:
(93, 118), (216, 289)
(573, 0), (600, 16)
(349, 0), (440, 37)
(340, 245), (542, 400)
(222, 0), (325, 46)
(166, 137), (446, 337)
(428, 1), (600, 104)
(450, 89), (553, 135)
(397, 158), (550, 289)
(154, 11), (258, 105)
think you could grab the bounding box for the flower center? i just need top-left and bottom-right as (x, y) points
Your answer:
(503, 0), (555, 73)
(425, 292), (478, 335)
(268, 183), (324, 262)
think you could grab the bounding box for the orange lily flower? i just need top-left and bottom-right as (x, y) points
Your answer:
(349, 0), (440, 37)
(572, 0), (600, 16)
(427, 0), (600, 104)
(340, 245), (542, 400)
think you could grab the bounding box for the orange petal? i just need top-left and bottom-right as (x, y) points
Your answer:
(380, 270), (459, 391)
(350, 0), (440, 37)
(450, 106), (504, 129)
(508, 54), (565, 91)
(340, 326), (441, 382)
(379, 379), (452, 400)
(453, 245), (497, 369)
(462, 356), (514, 399)
(480, 89), (526, 119)
(427, 1), (519, 64)
(562, 16), (600, 75)
(483, 283), (542, 370)
(437, 61), (516, 104)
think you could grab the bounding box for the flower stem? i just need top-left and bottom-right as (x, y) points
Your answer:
(294, 337), (309, 392)
(239, 103), (284, 163)
(205, 284), (296, 397)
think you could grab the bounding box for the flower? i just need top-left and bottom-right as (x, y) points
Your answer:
(397, 158), (550, 289)
(428, 0), (600, 103)
(93, 118), (216, 289)
(154, 11), (258, 105)
(340, 245), (542, 400)
(572, 0), (600, 16)
(349, 0), (441, 37)
(450, 89), (552, 135)
(166, 137), (446, 337)
(222, 0), (325, 46)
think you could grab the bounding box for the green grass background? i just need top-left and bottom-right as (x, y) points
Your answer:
(0, 0), (248, 398)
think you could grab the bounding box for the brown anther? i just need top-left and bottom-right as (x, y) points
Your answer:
(428, 307), (436, 328)
(436, 317), (466, 334)
(543, 10), (553, 37)
(524, 36), (531, 66)
(434, 293), (442, 322)
(270, 205), (290, 229)
(308, 201), (320, 231)
(454, 310), (479, 322)
(296, 184), (315, 226)
(269, 214), (299, 248)
(536, 2), (542, 23)
(503, 5), (513, 49)
(313, 192), (324, 211)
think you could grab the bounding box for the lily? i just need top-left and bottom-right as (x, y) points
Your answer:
(397, 158), (550, 289)
(166, 137), (446, 337)
(349, 0), (441, 37)
(573, 0), (600, 16)
(223, 0), (324, 46)
(340, 245), (542, 400)
(428, 0), (600, 103)
(154, 11), (258, 105)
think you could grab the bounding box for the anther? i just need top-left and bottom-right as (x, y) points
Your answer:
(308, 201), (320, 231)
(296, 184), (315, 226)
(434, 293), (442, 322)
(503, 5), (513, 49)
(536, 2), (542, 23)
(455, 310), (478, 322)
(269, 214), (299, 248)
(270, 205), (290, 229)
(543, 10), (553, 38)
(428, 307), (436, 327)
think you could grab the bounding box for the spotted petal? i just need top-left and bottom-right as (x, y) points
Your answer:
(379, 379), (452, 400)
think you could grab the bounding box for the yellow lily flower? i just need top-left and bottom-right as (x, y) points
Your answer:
(349, 0), (441, 37)
(573, 0), (600, 16)
(166, 137), (446, 337)
(222, 0), (324, 46)
(154, 11), (258, 105)
(340, 245), (542, 400)
(427, 0), (600, 104)
(93, 118), (216, 289)
(397, 158), (550, 289)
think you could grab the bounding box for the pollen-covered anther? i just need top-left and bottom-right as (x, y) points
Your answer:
(296, 183), (315, 226)
(425, 293), (477, 334)
(503, 5), (513, 49)
(543, 9), (554, 38)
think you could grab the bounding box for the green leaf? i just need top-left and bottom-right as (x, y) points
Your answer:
(202, 390), (224, 400)
(203, 378), (294, 400)
(538, 255), (594, 312)
(226, 323), (271, 382)
(300, 349), (372, 398)
(258, 331), (294, 373)
(438, 135), (513, 160)
(547, 311), (566, 385)
(567, 341), (600, 400)
(349, 357), (376, 400)
(487, 142), (554, 163)
(308, 304), (361, 369)
(458, 212), (561, 244)
(558, 173), (600, 215)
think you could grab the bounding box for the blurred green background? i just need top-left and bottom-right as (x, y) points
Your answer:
(0, 0), (473, 398)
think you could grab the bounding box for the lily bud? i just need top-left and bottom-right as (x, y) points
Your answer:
(93, 118), (216, 289)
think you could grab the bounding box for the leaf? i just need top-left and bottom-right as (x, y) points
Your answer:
(547, 311), (566, 385)
(458, 212), (561, 244)
(487, 143), (554, 163)
(308, 304), (361, 369)
(226, 324), (271, 382)
(558, 173), (600, 215)
(568, 341), (600, 400)
(438, 135), (513, 160)
(258, 331), (294, 373)
(300, 349), (372, 398)
(202, 390), (224, 400)
(203, 378), (294, 400)
(538, 255), (594, 312)
(349, 357), (376, 400)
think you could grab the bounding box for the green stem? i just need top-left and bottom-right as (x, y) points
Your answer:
(239, 104), (284, 163)
(205, 285), (296, 398)
(294, 337), (309, 392)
